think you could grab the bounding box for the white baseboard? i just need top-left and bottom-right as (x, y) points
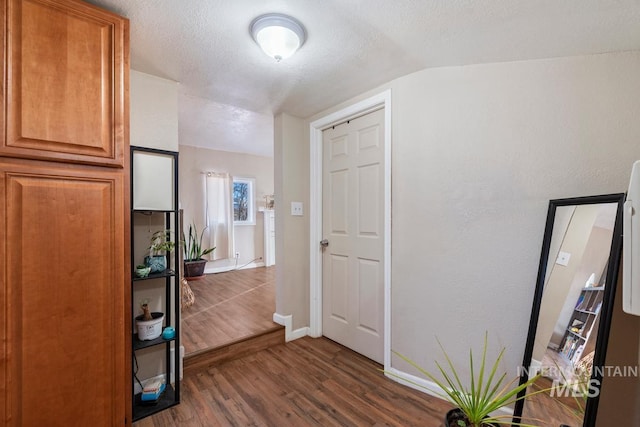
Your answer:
(384, 367), (513, 417)
(171, 345), (184, 382)
(204, 261), (265, 274)
(384, 367), (446, 400)
(273, 312), (309, 342)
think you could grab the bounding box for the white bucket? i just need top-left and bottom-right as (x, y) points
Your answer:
(136, 312), (164, 340)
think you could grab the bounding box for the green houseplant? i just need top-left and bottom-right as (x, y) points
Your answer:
(391, 333), (549, 427)
(134, 264), (151, 278)
(182, 222), (215, 280)
(144, 230), (175, 273)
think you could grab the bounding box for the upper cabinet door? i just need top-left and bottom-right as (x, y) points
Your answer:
(1, 0), (129, 167)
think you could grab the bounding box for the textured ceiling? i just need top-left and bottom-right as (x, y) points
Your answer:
(87, 0), (640, 157)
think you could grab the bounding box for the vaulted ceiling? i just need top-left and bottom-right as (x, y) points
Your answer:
(87, 0), (640, 157)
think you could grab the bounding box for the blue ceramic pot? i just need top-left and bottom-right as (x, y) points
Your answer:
(144, 255), (166, 273)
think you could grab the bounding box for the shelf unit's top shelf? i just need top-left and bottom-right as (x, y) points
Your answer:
(133, 269), (176, 282)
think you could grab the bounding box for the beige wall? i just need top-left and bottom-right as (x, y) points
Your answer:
(178, 145), (274, 271)
(274, 113), (309, 328)
(275, 50), (640, 395)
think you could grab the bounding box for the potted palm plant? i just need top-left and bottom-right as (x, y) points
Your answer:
(183, 222), (215, 280)
(391, 333), (550, 427)
(144, 230), (175, 273)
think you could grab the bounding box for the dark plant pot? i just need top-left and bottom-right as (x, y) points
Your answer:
(144, 255), (166, 273)
(444, 408), (499, 427)
(184, 258), (207, 280)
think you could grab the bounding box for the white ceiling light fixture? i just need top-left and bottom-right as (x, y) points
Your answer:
(250, 13), (306, 62)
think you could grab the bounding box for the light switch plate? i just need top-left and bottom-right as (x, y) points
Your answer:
(291, 201), (303, 216)
(556, 251), (571, 266)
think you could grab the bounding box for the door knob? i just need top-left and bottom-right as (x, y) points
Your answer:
(320, 239), (329, 248)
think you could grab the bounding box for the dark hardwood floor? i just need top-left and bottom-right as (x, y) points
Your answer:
(133, 336), (454, 427)
(182, 266), (277, 356)
(140, 267), (566, 426)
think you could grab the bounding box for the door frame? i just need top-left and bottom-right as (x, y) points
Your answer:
(308, 89), (392, 369)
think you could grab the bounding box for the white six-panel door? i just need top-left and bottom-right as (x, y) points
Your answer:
(321, 108), (385, 363)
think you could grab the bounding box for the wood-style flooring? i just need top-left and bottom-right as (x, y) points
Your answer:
(522, 377), (585, 426)
(133, 336), (454, 427)
(181, 267), (277, 355)
(142, 267), (569, 426)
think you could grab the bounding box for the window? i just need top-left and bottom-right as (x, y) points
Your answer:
(233, 177), (255, 225)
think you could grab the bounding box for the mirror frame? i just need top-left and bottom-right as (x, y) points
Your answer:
(513, 193), (625, 427)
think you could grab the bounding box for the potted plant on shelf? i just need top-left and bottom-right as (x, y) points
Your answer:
(144, 230), (175, 273)
(134, 264), (151, 278)
(135, 298), (164, 341)
(183, 222), (215, 281)
(390, 333), (549, 427)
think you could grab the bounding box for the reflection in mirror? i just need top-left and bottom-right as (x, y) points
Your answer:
(513, 194), (625, 427)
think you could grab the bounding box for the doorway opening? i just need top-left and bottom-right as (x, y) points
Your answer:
(177, 144), (278, 358)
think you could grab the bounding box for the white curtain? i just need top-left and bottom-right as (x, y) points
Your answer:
(205, 172), (234, 260)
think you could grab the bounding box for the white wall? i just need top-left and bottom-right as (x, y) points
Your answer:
(131, 70), (179, 151)
(178, 145), (274, 272)
(389, 51), (640, 380)
(276, 50), (640, 390)
(130, 70), (179, 382)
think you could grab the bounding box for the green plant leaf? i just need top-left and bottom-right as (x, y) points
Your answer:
(389, 333), (547, 427)
(183, 222), (216, 261)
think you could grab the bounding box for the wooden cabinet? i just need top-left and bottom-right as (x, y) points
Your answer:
(0, 0), (130, 425)
(1, 0), (128, 167)
(0, 159), (128, 425)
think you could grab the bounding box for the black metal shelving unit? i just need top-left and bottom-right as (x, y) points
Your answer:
(558, 285), (605, 362)
(130, 146), (180, 421)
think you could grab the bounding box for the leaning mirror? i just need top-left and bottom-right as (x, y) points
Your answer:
(513, 193), (625, 427)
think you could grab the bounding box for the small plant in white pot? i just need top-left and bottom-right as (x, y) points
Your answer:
(135, 298), (164, 341)
(144, 230), (175, 273)
(182, 222), (215, 281)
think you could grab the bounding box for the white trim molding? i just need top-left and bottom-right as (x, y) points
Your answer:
(384, 368), (514, 418)
(273, 313), (310, 342)
(204, 260), (265, 275)
(308, 89), (392, 369)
